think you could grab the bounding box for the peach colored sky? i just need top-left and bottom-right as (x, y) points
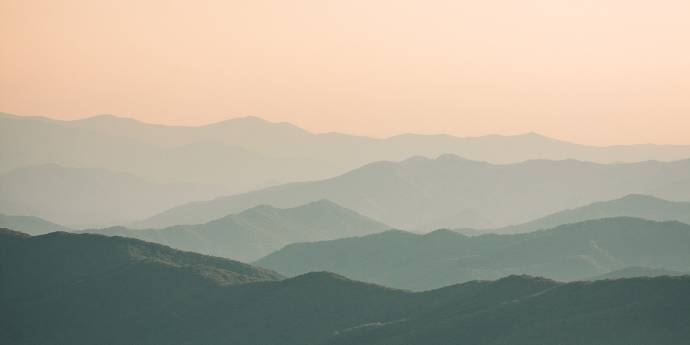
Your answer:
(2, 0), (690, 145)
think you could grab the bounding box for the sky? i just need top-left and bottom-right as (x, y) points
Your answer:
(2, 0), (690, 145)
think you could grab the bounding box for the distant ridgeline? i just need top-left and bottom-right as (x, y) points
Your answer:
(82, 200), (389, 262)
(136, 156), (690, 231)
(5, 112), (690, 229)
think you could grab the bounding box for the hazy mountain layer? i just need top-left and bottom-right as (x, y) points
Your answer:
(139, 155), (690, 229)
(85, 200), (389, 262)
(472, 194), (690, 234)
(5, 112), (690, 194)
(256, 217), (690, 290)
(0, 214), (71, 235)
(590, 266), (686, 280)
(0, 164), (227, 227)
(0, 113), (338, 193)
(1, 230), (688, 345)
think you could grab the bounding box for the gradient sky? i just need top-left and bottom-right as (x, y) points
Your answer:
(2, 0), (690, 145)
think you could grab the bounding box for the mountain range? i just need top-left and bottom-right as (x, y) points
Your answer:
(0, 164), (227, 227)
(85, 200), (388, 262)
(5, 112), (690, 195)
(256, 217), (690, 290)
(137, 155), (690, 230)
(0, 113), (336, 194)
(1, 229), (689, 345)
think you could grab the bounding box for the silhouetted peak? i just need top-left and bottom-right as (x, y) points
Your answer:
(436, 154), (490, 166)
(222, 115), (271, 125)
(372, 229), (416, 238)
(401, 155), (434, 164)
(238, 200), (345, 217)
(615, 194), (666, 203)
(298, 199), (341, 209)
(424, 228), (465, 239)
(245, 203), (277, 212)
(288, 271), (353, 285)
(287, 271), (402, 292)
(206, 116), (309, 133)
(77, 114), (142, 124)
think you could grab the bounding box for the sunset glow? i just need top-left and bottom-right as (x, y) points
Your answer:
(2, 0), (690, 145)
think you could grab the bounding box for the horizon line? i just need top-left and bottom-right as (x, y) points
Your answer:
(2, 111), (687, 148)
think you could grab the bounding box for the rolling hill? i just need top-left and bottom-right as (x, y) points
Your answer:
(0, 231), (282, 292)
(322, 275), (690, 345)
(1, 230), (689, 345)
(256, 217), (690, 290)
(86, 200), (389, 261)
(138, 155), (690, 229)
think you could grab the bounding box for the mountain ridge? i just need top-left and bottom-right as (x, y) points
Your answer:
(476, 194), (690, 234)
(0, 213), (72, 235)
(88, 200), (389, 261)
(137, 155), (690, 229)
(256, 217), (690, 290)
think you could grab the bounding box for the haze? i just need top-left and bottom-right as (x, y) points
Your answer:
(2, 0), (690, 145)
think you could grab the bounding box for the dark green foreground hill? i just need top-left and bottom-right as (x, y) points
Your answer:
(1, 229), (690, 345)
(257, 217), (690, 290)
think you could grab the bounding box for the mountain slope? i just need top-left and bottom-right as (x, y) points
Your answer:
(0, 164), (227, 227)
(1, 234), (688, 345)
(87, 200), (389, 261)
(0, 231), (282, 293)
(139, 155), (690, 229)
(323, 276), (690, 345)
(256, 217), (690, 290)
(494, 194), (690, 234)
(0, 214), (71, 235)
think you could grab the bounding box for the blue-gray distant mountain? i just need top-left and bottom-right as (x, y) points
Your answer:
(256, 217), (690, 290)
(590, 266), (686, 280)
(0, 214), (71, 235)
(86, 200), (388, 261)
(5, 112), (690, 195)
(138, 156), (690, 229)
(485, 194), (690, 234)
(2, 230), (689, 345)
(0, 164), (226, 227)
